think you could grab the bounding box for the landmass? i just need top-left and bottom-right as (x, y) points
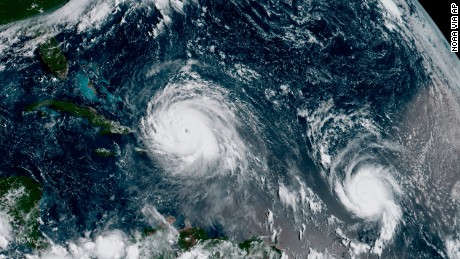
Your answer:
(0, 0), (68, 25)
(178, 227), (209, 250)
(26, 100), (132, 135)
(38, 38), (68, 80)
(142, 216), (176, 237)
(176, 227), (282, 257)
(143, 215), (283, 257)
(0, 176), (44, 248)
(238, 236), (282, 255)
(94, 148), (116, 158)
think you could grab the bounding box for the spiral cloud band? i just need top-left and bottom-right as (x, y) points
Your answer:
(140, 77), (248, 177)
(335, 162), (402, 255)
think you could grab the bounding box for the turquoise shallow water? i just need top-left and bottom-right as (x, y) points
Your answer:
(76, 72), (98, 101)
(0, 0), (459, 258)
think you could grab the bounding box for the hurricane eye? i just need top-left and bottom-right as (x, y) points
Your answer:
(334, 163), (402, 255)
(140, 78), (249, 177)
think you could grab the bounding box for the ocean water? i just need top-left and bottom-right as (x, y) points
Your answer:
(0, 0), (459, 258)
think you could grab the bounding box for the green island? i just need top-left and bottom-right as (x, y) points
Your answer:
(142, 226), (158, 237)
(176, 226), (282, 257)
(238, 236), (282, 255)
(0, 176), (44, 248)
(142, 217), (281, 256)
(94, 148), (116, 157)
(38, 38), (68, 80)
(0, 0), (68, 25)
(178, 227), (209, 250)
(142, 216), (177, 238)
(26, 100), (132, 135)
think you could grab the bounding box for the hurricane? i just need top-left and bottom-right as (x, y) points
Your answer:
(334, 156), (402, 255)
(0, 0), (460, 258)
(140, 74), (249, 177)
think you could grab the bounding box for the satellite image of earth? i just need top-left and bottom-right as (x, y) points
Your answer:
(0, 0), (459, 258)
